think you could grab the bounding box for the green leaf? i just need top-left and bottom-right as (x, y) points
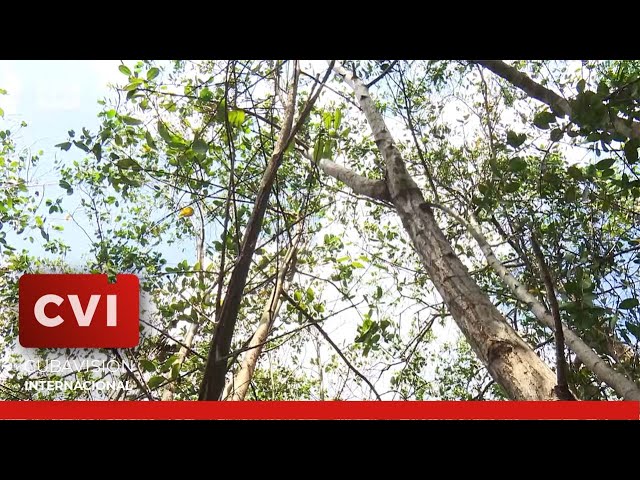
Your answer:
(597, 81), (609, 97)
(533, 111), (556, 130)
(199, 87), (213, 102)
(228, 109), (245, 127)
(145, 131), (157, 150)
(120, 176), (142, 187)
(504, 182), (520, 193)
(322, 139), (334, 160)
(626, 321), (640, 339)
(73, 141), (90, 153)
(549, 129), (563, 142)
(624, 140), (639, 164)
(59, 179), (72, 193)
(121, 115), (143, 126)
(147, 375), (165, 389)
(506, 130), (526, 148)
(334, 109), (342, 129)
(577, 79), (586, 93)
(157, 121), (173, 144)
(123, 79), (144, 91)
(565, 185), (577, 202)
(351, 261), (364, 268)
(509, 157), (527, 172)
(171, 363), (180, 380)
(117, 158), (140, 170)
(306, 287), (315, 302)
(193, 138), (209, 155)
(147, 67), (160, 81)
(92, 143), (102, 161)
(0, 107), (4, 118)
(313, 137), (324, 163)
(567, 165), (583, 180)
(477, 183), (490, 196)
(619, 298), (639, 310)
(294, 290), (303, 302)
(140, 359), (155, 372)
(162, 355), (179, 372)
(118, 65), (132, 76)
(323, 113), (332, 130)
(55, 142), (72, 151)
(106, 109), (116, 118)
(595, 158), (615, 170)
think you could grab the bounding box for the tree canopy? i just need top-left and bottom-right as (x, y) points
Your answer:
(1, 60), (639, 401)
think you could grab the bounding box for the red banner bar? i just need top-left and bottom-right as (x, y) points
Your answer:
(0, 401), (638, 420)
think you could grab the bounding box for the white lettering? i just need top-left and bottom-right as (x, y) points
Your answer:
(34, 294), (64, 327)
(107, 295), (117, 326)
(68, 295), (101, 327)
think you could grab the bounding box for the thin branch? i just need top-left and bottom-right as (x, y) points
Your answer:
(366, 61), (399, 88)
(282, 291), (382, 401)
(529, 234), (575, 400)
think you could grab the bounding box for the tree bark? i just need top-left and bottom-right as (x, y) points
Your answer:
(329, 62), (560, 400)
(318, 159), (391, 202)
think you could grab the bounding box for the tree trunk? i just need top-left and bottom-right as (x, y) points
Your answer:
(224, 241), (299, 400)
(327, 62), (560, 400)
(198, 63), (301, 400)
(430, 202), (640, 400)
(476, 60), (640, 140)
(198, 62), (332, 400)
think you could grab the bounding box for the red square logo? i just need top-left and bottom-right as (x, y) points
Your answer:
(19, 274), (139, 348)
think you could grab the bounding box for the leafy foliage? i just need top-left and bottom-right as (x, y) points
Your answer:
(2, 60), (639, 401)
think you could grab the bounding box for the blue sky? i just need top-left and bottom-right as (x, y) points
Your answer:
(0, 60), (196, 269)
(0, 61), (121, 151)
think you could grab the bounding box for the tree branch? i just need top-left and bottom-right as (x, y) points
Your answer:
(282, 291), (382, 401)
(529, 234), (575, 400)
(427, 201), (640, 400)
(476, 60), (640, 140)
(318, 158), (391, 203)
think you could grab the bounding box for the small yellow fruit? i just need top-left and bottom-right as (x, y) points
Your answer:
(178, 206), (194, 218)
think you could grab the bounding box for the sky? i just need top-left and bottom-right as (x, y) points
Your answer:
(1, 61), (122, 264)
(0, 60), (202, 269)
(0, 61), (121, 147)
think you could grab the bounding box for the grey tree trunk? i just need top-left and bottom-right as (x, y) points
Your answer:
(327, 62), (560, 400)
(476, 60), (640, 140)
(430, 202), (640, 400)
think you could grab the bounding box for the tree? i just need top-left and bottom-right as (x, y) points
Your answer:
(2, 60), (639, 401)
